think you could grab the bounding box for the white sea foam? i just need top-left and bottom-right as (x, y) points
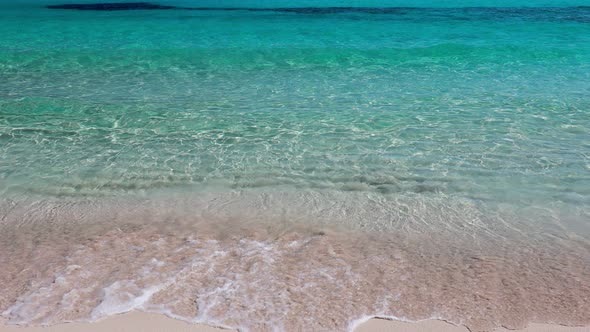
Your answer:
(91, 282), (166, 319)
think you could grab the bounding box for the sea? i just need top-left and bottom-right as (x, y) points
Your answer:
(1, 1), (589, 331)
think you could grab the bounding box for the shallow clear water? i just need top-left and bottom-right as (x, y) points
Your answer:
(1, 1), (589, 331)
(2, 1), (590, 204)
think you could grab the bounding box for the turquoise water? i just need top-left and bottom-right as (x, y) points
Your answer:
(1, 2), (590, 331)
(1, 1), (589, 206)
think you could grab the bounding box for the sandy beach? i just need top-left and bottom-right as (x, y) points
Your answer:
(1, 312), (589, 332)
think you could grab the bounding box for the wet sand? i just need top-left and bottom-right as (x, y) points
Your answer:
(1, 312), (589, 332)
(1, 196), (589, 331)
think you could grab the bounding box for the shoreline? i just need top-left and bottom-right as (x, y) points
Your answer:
(1, 312), (589, 332)
(2, 194), (589, 331)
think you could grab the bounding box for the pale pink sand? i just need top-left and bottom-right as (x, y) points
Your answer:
(1, 312), (588, 332)
(356, 318), (590, 332)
